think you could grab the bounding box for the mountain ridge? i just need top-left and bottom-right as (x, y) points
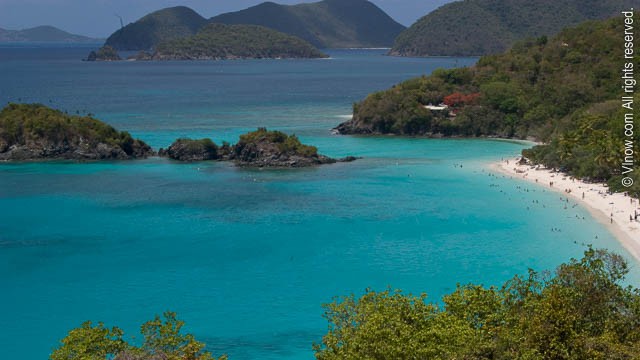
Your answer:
(210, 0), (406, 48)
(0, 25), (102, 43)
(103, 0), (405, 51)
(105, 6), (207, 51)
(390, 0), (639, 56)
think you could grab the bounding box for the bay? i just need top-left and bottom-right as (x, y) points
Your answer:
(0, 46), (634, 359)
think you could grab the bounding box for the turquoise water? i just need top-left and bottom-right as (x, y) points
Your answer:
(0, 46), (636, 359)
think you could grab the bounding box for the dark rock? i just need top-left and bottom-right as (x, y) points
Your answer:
(0, 103), (154, 161)
(160, 128), (359, 168)
(85, 45), (121, 61)
(160, 138), (218, 161)
(232, 128), (338, 168)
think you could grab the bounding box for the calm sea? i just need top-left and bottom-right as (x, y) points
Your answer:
(0, 45), (636, 359)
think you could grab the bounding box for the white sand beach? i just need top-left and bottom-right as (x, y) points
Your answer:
(491, 157), (640, 261)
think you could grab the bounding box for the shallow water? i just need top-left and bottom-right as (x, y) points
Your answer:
(0, 46), (636, 359)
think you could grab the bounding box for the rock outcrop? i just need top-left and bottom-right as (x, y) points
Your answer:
(160, 128), (357, 167)
(0, 103), (153, 161)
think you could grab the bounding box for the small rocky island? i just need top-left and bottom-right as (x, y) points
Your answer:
(0, 104), (355, 167)
(160, 128), (357, 167)
(0, 103), (153, 160)
(85, 45), (121, 61)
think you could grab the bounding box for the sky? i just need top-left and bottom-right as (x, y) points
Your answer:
(0, 0), (454, 38)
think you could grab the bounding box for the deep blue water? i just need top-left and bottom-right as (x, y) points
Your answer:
(0, 46), (636, 360)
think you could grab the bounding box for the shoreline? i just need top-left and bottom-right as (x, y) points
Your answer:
(490, 157), (640, 262)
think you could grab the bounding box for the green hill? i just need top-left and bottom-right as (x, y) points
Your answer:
(209, 0), (406, 48)
(0, 25), (101, 43)
(104, 6), (207, 51)
(336, 17), (640, 195)
(151, 23), (327, 60)
(390, 0), (639, 56)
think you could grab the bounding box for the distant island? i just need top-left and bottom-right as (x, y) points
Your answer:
(103, 0), (404, 51)
(149, 24), (327, 60)
(0, 25), (102, 43)
(160, 128), (357, 167)
(0, 103), (152, 161)
(336, 17), (639, 196)
(88, 24), (326, 61)
(389, 0), (636, 56)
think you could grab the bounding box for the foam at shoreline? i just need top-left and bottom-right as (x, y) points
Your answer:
(491, 157), (640, 261)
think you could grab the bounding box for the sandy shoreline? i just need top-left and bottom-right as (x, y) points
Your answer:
(490, 157), (640, 261)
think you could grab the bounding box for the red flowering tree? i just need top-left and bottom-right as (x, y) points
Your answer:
(443, 92), (480, 107)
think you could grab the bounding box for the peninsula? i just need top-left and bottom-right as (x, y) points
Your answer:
(336, 17), (639, 196)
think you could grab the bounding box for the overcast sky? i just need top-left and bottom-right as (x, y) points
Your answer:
(0, 0), (454, 38)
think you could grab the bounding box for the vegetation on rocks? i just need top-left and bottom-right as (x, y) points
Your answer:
(314, 249), (640, 360)
(158, 138), (220, 161)
(86, 45), (121, 61)
(160, 128), (355, 167)
(0, 103), (152, 160)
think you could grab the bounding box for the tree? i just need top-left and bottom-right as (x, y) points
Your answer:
(314, 249), (640, 360)
(50, 313), (226, 360)
(50, 321), (126, 360)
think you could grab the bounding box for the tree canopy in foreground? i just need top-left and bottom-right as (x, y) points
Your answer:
(52, 249), (640, 359)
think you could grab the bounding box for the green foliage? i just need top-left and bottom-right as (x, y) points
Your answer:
(0, 103), (149, 157)
(349, 17), (639, 189)
(87, 46), (121, 61)
(50, 321), (126, 360)
(154, 23), (326, 60)
(173, 138), (218, 158)
(51, 312), (226, 360)
(390, 0), (638, 56)
(314, 249), (640, 360)
(237, 127), (318, 157)
(523, 93), (640, 193)
(140, 311), (219, 360)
